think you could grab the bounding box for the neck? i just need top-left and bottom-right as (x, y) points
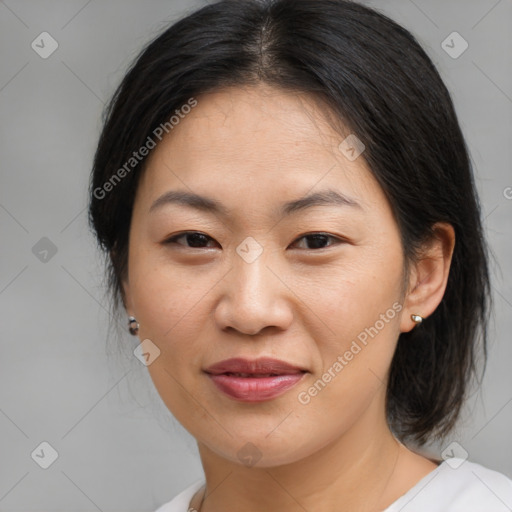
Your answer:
(194, 396), (415, 512)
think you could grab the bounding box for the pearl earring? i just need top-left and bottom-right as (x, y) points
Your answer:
(128, 316), (139, 335)
(411, 314), (423, 324)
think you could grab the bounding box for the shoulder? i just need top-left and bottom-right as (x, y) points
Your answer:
(386, 458), (512, 512)
(154, 479), (205, 512)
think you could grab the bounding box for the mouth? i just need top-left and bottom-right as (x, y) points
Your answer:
(206, 373), (307, 402)
(204, 357), (308, 402)
(219, 372), (288, 377)
(204, 356), (307, 375)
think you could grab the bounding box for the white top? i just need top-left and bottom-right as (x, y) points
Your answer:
(154, 458), (512, 512)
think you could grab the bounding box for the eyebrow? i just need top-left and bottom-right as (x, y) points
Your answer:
(148, 188), (362, 217)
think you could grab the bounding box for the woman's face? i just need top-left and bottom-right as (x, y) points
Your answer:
(123, 84), (412, 467)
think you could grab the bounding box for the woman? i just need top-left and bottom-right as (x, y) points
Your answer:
(88, 0), (512, 510)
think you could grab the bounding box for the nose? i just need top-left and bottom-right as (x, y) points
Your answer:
(214, 250), (294, 337)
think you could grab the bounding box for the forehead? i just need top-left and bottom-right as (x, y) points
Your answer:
(136, 84), (388, 214)
(158, 85), (346, 162)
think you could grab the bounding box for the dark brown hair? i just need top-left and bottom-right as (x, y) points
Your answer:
(88, 0), (491, 445)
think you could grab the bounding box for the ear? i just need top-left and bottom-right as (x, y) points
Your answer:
(400, 222), (455, 333)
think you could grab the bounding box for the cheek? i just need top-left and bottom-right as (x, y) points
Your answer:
(293, 290), (401, 442)
(128, 245), (210, 339)
(298, 251), (403, 393)
(298, 249), (403, 335)
(129, 262), (212, 428)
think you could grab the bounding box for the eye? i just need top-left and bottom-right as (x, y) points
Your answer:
(290, 232), (343, 250)
(163, 231), (218, 248)
(163, 231), (343, 250)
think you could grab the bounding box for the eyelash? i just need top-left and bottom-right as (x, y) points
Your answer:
(163, 231), (344, 251)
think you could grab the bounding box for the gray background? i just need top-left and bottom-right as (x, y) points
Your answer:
(0, 0), (511, 510)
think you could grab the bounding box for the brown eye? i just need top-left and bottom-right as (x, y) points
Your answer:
(291, 233), (342, 250)
(164, 231), (343, 250)
(164, 232), (218, 248)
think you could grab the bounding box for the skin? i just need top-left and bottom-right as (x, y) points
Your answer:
(122, 84), (455, 512)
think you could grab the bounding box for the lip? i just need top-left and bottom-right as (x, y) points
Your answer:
(204, 357), (308, 402)
(205, 357), (307, 375)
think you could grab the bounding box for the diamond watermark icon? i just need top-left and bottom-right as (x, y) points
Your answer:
(236, 236), (263, 264)
(441, 441), (468, 469)
(32, 237), (58, 263)
(338, 134), (365, 161)
(441, 32), (468, 59)
(31, 441), (59, 469)
(134, 339), (161, 366)
(31, 32), (59, 59)
(237, 442), (262, 467)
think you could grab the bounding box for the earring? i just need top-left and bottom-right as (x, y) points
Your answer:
(128, 316), (139, 335)
(411, 314), (423, 325)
